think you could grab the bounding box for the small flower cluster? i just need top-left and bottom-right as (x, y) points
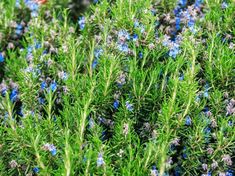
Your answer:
(16, 0), (40, 17)
(42, 143), (57, 156)
(117, 30), (130, 53)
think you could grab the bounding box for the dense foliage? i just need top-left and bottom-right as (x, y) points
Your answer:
(0, 0), (234, 175)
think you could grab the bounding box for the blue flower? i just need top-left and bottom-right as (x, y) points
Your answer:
(125, 101), (133, 111)
(203, 106), (209, 113)
(33, 167), (39, 173)
(48, 144), (57, 156)
(78, 16), (85, 30)
(35, 42), (41, 49)
(132, 34), (138, 42)
(118, 30), (130, 40)
(222, 2), (228, 9)
(101, 131), (106, 141)
(175, 17), (181, 30)
(140, 25), (145, 33)
(185, 115), (192, 126)
(1, 88), (7, 96)
(16, 24), (23, 30)
(40, 81), (47, 90)
(92, 59), (98, 69)
(58, 71), (68, 80)
(194, 0), (203, 8)
(31, 11), (38, 17)
(27, 46), (33, 54)
(169, 45), (180, 58)
(51, 148), (57, 156)
(113, 100), (119, 109)
(15, 24), (23, 35)
(97, 153), (105, 167)
(50, 81), (57, 92)
(204, 83), (210, 91)
(195, 95), (201, 102)
(206, 171), (212, 176)
(0, 53), (4, 63)
(94, 48), (103, 59)
(179, 73), (184, 81)
(38, 97), (45, 104)
(204, 127), (211, 136)
(188, 19), (195, 28)
(88, 118), (95, 129)
(150, 166), (158, 176)
(179, 0), (187, 6)
(10, 89), (18, 102)
(15, 29), (23, 35)
(182, 147), (187, 159)
(134, 20), (140, 28)
(174, 6), (181, 16)
(17, 106), (24, 117)
(117, 43), (129, 53)
(203, 91), (209, 98)
(27, 2), (39, 11)
(15, 0), (20, 7)
(138, 52), (143, 59)
(228, 121), (233, 126)
(226, 169), (234, 176)
(174, 166), (182, 176)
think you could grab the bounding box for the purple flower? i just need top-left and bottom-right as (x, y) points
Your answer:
(0, 83), (7, 96)
(221, 2), (228, 9)
(58, 71), (68, 80)
(222, 154), (232, 166)
(42, 143), (57, 156)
